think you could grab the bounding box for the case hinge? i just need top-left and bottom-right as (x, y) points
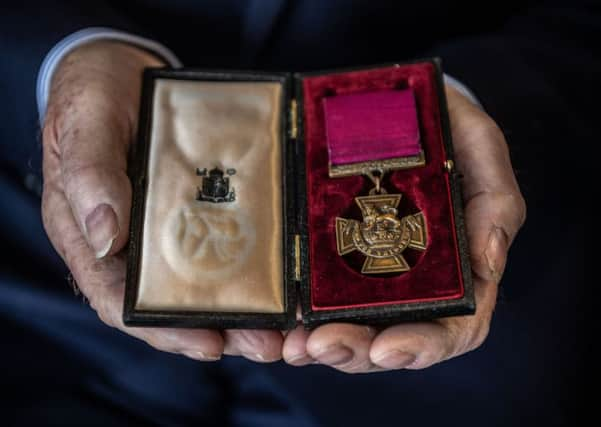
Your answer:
(289, 99), (298, 140)
(294, 234), (301, 281)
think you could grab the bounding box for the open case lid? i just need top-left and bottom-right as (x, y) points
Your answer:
(123, 58), (474, 330)
(124, 69), (297, 329)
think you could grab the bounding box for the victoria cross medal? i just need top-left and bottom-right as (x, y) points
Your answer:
(335, 191), (427, 274)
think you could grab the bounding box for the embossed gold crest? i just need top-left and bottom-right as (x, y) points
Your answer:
(335, 194), (427, 274)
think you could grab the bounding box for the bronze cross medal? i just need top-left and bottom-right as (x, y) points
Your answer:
(335, 188), (427, 274)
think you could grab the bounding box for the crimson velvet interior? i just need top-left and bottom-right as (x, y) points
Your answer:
(302, 63), (465, 310)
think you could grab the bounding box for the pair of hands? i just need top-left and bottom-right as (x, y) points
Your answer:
(41, 42), (526, 372)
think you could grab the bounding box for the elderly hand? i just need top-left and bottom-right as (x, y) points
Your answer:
(282, 85), (527, 372)
(41, 41), (284, 362)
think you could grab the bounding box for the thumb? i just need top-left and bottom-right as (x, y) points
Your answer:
(43, 42), (164, 258)
(50, 97), (133, 258)
(447, 88), (526, 283)
(445, 86), (526, 284)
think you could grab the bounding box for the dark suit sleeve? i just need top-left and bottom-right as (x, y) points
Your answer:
(0, 0), (152, 184)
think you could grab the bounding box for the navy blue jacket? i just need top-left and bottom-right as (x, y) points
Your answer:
(0, 1), (598, 425)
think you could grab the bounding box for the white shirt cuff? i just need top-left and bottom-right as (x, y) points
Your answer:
(36, 27), (182, 123)
(443, 73), (482, 108)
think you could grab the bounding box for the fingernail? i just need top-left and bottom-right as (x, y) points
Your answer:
(314, 345), (354, 366)
(183, 351), (221, 362)
(287, 353), (314, 366)
(85, 203), (119, 259)
(373, 350), (416, 369)
(484, 227), (508, 283)
(241, 353), (270, 363)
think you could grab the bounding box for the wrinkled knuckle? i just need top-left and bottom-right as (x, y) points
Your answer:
(49, 83), (131, 149)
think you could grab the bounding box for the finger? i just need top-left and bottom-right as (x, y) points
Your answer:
(282, 324), (315, 366)
(92, 254), (225, 361)
(370, 275), (498, 370)
(445, 86), (526, 282)
(43, 43), (161, 259)
(43, 88), (133, 259)
(445, 86), (526, 236)
(41, 173), (225, 360)
(305, 323), (378, 373)
(223, 329), (284, 363)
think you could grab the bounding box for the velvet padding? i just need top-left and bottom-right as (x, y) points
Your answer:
(302, 63), (465, 310)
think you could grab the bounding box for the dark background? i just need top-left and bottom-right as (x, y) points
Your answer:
(1, 0), (597, 425)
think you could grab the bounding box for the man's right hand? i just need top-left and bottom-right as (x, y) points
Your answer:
(41, 41), (284, 362)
